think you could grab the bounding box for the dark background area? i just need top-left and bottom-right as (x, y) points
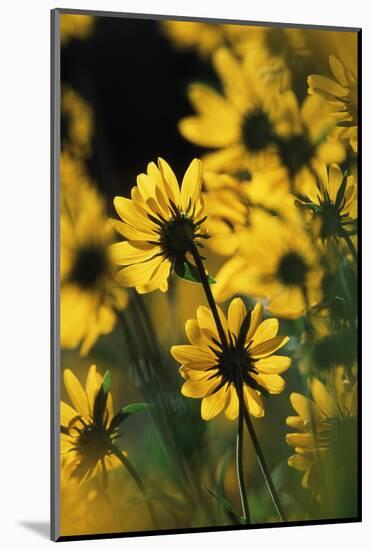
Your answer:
(61, 17), (220, 208)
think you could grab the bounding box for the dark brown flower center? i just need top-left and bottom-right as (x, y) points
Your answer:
(241, 109), (273, 152)
(70, 244), (109, 290)
(277, 251), (309, 286)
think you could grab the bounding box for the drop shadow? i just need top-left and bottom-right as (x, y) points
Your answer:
(18, 521), (50, 539)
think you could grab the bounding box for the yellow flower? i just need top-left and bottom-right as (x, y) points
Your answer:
(202, 171), (250, 256)
(179, 47), (292, 173)
(286, 368), (357, 491)
(275, 94), (346, 194)
(171, 298), (291, 420)
(61, 365), (124, 483)
(214, 210), (323, 319)
(308, 55), (358, 152)
(161, 20), (224, 57)
(299, 163), (357, 242)
(110, 158), (206, 293)
(202, 166), (295, 256)
(62, 86), (94, 159)
(232, 26), (310, 94)
(61, 181), (127, 355)
(60, 14), (95, 46)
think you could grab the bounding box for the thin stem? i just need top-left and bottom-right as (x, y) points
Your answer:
(341, 230), (358, 263)
(190, 243), (229, 351)
(241, 405), (287, 522)
(110, 445), (158, 529)
(236, 390), (251, 525)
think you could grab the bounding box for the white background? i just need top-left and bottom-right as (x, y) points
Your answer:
(0, 0), (368, 548)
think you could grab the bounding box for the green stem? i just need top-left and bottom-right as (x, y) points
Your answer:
(241, 405), (287, 522)
(236, 389), (251, 524)
(190, 243), (229, 351)
(341, 230), (358, 263)
(110, 445), (158, 529)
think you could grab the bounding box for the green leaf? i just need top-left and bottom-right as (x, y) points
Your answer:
(102, 370), (111, 393)
(203, 485), (239, 525)
(109, 403), (153, 432)
(175, 260), (216, 285)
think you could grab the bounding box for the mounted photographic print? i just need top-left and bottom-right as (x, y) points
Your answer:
(51, 8), (361, 541)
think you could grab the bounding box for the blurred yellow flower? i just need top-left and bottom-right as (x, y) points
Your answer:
(61, 181), (127, 355)
(214, 210), (323, 319)
(179, 47), (292, 173)
(308, 55), (357, 152)
(171, 298), (291, 420)
(62, 86), (94, 159)
(162, 20), (224, 57)
(275, 94), (346, 195)
(202, 171), (250, 256)
(233, 26), (310, 94)
(60, 14), (95, 46)
(110, 158), (207, 293)
(299, 163), (357, 242)
(61, 365), (125, 483)
(286, 368), (357, 491)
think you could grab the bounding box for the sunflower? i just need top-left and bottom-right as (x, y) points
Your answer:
(179, 47), (294, 173)
(60, 14), (95, 46)
(286, 368), (357, 492)
(272, 93), (345, 195)
(61, 365), (125, 483)
(171, 298), (291, 420)
(213, 210), (323, 319)
(61, 181), (127, 355)
(110, 157), (207, 293)
(308, 54), (358, 152)
(299, 163), (357, 242)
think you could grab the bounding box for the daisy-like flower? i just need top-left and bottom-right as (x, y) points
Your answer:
(286, 368), (357, 492)
(299, 163), (357, 242)
(61, 181), (127, 355)
(110, 158), (207, 293)
(171, 298), (291, 420)
(308, 55), (358, 152)
(213, 210), (323, 319)
(61, 365), (125, 483)
(275, 94), (346, 195)
(179, 47), (293, 174)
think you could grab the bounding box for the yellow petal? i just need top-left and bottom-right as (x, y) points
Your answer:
(286, 432), (315, 449)
(110, 218), (154, 241)
(244, 386), (264, 418)
(201, 385), (229, 420)
(227, 297), (247, 339)
(181, 158), (202, 212)
(287, 453), (312, 472)
(290, 392), (323, 423)
(60, 401), (79, 427)
(250, 318), (278, 346)
(63, 369), (90, 419)
(171, 344), (213, 364)
(136, 260), (171, 294)
(250, 336), (290, 358)
(255, 355), (291, 374)
(310, 378), (336, 418)
(225, 386), (239, 420)
(110, 241), (159, 265)
(113, 196), (154, 232)
(85, 364), (98, 415)
(254, 373), (285, 395)
(115, 256), (162, 287)
(158, 157), (181, 204)
(246, 303), (264, 342)
(329, 55), (347, 87)
(181, 375), (222, 398)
